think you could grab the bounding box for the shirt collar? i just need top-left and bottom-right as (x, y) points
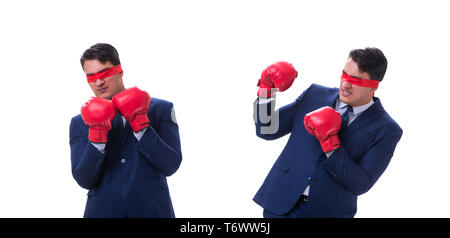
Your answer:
(336, 98), (374, 116)
(122, 116), (127, 127)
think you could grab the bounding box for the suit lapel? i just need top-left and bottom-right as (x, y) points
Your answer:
(110, 114), (123, 139)
(123, 120), (132, 141)
(326, 88), (340, 108)
(340, 97), (385, 138)
(111, 114), (131, 148)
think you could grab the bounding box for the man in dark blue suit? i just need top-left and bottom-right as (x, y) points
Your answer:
(69, 43), (182, 217)
(253, 48), (402, 218)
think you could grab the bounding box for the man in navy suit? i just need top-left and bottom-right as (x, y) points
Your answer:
(69, 43), (182, 217)
(253, 48), (402, 218)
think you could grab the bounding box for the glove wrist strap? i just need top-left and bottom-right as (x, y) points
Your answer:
(321, 134), (340, 153)
(89, 128), (109, 143)
(130, 113), (150, 132)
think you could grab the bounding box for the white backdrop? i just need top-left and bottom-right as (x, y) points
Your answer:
(0, 0), (449, 218)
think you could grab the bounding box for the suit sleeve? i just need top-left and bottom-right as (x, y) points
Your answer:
(69, 118), (106, 190)
(321, 127), (403, 195)
(254, 86), (309, 140)
(137, 103), (182, 177)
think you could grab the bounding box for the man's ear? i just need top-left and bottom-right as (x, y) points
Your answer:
(371, 87), (377, 97)
(119, 71), (124, 83)
(119, 72), (126, 89)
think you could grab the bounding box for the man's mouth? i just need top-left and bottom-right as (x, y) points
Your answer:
(97, 87), (108, 94)
(341, 89), (352, 97)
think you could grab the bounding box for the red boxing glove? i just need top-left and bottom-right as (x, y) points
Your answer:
(112, 87), (151, 132)
(257, 61), (298, 98)
(303, 106), (342, 153)
(81, 97), (117, 143)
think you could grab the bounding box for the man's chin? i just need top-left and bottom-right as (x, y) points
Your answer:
(339, 94), (351, 104)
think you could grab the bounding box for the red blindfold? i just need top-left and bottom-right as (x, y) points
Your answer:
(341, 71), (379, 89)
(86, 65), (123, 83)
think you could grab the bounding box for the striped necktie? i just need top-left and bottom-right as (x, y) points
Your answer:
(340, 105), (353, 132)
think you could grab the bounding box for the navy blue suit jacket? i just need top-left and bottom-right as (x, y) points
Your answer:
(69, 97), (182, 218)
(253, 84), (402, 217)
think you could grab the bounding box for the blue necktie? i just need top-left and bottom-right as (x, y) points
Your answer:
(340, 105), (353, 132)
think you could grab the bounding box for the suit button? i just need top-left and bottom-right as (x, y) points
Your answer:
(121, 158), (126, 163)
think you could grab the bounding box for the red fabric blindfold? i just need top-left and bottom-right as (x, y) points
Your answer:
(86, 65), (123, 83)
(341, 71), (379, 89)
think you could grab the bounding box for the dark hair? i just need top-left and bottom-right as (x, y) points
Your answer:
(80, 43), (121, 69)
(349, 47), (388, 82)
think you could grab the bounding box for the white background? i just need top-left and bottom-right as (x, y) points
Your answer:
(0, 0), (449, 218)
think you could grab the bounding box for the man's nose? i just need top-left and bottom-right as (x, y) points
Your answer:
(96, 78), (105, 87)
(342, 80), (352, 89)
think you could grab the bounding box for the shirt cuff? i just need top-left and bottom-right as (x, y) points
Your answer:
(90, 142), (106, 154)
(258, 97), (275, 104)
(302, 185), (310, 196)
(133, 127), (148, 141)
(325, 150), (335, 158)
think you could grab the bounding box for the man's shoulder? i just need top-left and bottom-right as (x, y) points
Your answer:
(70, 114), (83, 124)
(69, 113), (85, 132)
(372, 98), (403, 133)
(148, 97), (175, 119)
(149, 97), (173, 110)
(380, 110), (402, 133)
